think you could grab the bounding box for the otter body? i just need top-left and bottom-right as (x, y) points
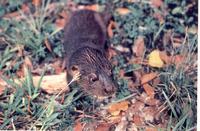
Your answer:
(64, 10), (116, 97)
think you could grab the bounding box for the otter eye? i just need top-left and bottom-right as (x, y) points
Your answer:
(89, 73), (98, 83)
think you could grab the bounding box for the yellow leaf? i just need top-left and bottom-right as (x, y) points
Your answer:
(116, 8), (131, 15)
(148, 50), (164, 68)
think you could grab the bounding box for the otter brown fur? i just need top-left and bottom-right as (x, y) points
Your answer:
(64, 9), (117, 97)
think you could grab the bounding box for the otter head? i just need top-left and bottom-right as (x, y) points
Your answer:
(68, 47), (117, 97)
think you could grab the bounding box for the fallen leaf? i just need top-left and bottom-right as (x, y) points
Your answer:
(131, 101), (145, 112)
(145, 98), (160, 106)
(24, 56), (33, 69)
(115, 116), (128, 131)
(74, 121), (83, 131)
(44, 39), (52, 52)
(132, 36), (145, 57)
(55, 18), (66, 29)
(151, 0), (163, 8)
(0, 83), (6, 96)
(0, 76), (8, 95)
(96, 123), (112, 131)
(143, 83), (155, 98)
(32, 0), (41, 7)
(146, 126), (158, 131)
(3, 72), (69, 94)
(116, 8), (131, 15)
(137, 93), (160, 106)
(152, 77), (160, 87)
(159, 51), (171, 64)
(108, 116), (121, 123)
(84, 4), (100, 11)
(51, 59), (63, 74)
(133, 115), (143, 126)
(107, 21), (116, 38)
(141, 72), (158, 85)
(142, 107), (156, 122)
(108, 101), (129, 116)
(148, 50), (164, 68)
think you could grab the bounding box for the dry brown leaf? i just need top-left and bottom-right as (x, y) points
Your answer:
(143, 83), (155, 98)
(16, 70), (24, 77)
(55, 18), (66, 29)
(138, 93), (160, 106)
(146, 127), (158, 131)
(74, 122), (83, 131)
(108, 116), (121, 124)
(44, 39), (52, 52)
(84, 4), (100, 11)
(0, 75), (8, 95)
(116, 8), (131, 15)
(32, 73), (68, 94)
(159, 51), (171, 65)
(108, 101), (129, 116)
(130, 101), (145, 112)
(152, 77), (160, 87)
(145, 98), (160, 106)
(142, 107), (157, 122)
(141, 72), (158, 85)
(32, 0), (41, 7)
(95, 123), (112, 131)
(0, 82), (6, 96)
(107, 21), (116, 38)
(151, 0), (163, 8)
(6, 72), (68, 94)
(115, 116), (128, 131)
(133, 115), (143, 126)
(132, 36), (145, 57)
(24, 56), (33, 69)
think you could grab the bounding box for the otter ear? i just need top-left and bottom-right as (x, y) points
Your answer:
(88, 73), (98, 83)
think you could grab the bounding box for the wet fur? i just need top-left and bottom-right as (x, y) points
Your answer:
(64, 9), (116, 96)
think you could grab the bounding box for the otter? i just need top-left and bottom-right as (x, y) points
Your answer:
(64, 9), (117, 97)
